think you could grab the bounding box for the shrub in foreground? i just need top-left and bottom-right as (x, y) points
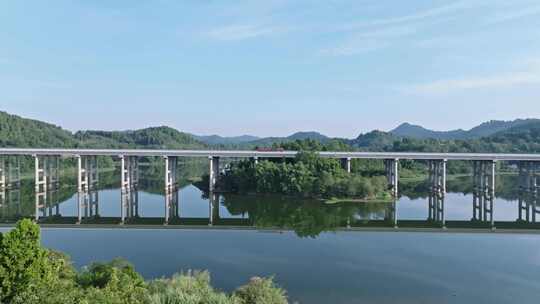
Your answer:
(0, 219), (289, 304)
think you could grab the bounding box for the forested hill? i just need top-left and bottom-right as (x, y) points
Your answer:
(348, 121), (540, 154)
(390, 119), (540, 140)
(2, 110), (540, 153)
(0, 111), (78, 147)
(74, 127), (205, 149)
(0, 111), (206, 149)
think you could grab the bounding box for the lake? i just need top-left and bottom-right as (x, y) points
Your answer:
(1, 167), (540, 303)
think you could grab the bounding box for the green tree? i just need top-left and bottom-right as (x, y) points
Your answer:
(234, 277), (288, 304)
(0, 219), (57, 302)
(77, 258), (147, 304)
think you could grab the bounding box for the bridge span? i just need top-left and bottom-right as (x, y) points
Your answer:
(0, 148), (539, 227)
(1, 148), (540, 161)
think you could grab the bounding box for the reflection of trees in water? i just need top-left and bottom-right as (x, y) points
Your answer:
(221, 195), (390, 238)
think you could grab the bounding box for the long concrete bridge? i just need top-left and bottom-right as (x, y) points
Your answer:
(0, 148), (539, 228)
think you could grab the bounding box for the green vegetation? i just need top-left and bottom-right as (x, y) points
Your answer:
(214, 151), (391, 201)
(0, 219), (289, 304)
(222, 195), (389, 237)
(0, 111), (206, 150)
(0, 112), (77, 148)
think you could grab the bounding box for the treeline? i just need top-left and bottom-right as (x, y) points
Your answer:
(350, 121), (540, 154)
(214, 152), (390, 200)
(0, 220), (288, 304)
(0, 111), (206, 149)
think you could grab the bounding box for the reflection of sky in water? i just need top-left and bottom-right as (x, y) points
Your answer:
(1, 173), (538, 224)
(10, 229), (537, 304)
(396, 193), (521, 222)
(3, 174), (540, 303)
(35, 185), (243, 219)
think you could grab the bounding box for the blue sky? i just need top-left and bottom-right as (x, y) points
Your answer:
(1, 0), (540, 138)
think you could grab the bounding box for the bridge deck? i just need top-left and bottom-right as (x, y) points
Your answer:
(0, 148), (540, 161)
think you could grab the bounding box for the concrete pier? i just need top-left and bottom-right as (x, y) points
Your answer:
(0, 157), (5, 191)
(428, 160), (446, 227)
(77, 155), (98, 192)
(0, 156), (19, 191)
(518, 161), (540, 223)
(164, 156), (178, 193)
(472, 160), (496, 227)
(164, 188), (178, 225)
(120, 190), (139, 225)
(341, 157), (351, 173)
(209, 192), (220, 226)
(384, 159), (399, 197)
(120, 155), (139, 193)
(428, 160), (447, 196)
(209, 156), (220, 191)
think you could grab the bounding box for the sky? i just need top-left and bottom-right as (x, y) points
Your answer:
(1, 0), (540, 138)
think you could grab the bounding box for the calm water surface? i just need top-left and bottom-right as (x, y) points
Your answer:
(1, 168), (540, 303)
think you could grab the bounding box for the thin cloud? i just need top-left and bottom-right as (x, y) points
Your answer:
(486, 4), (540, 24)
(403, 72), (540, 95)
(318, 1), (475, 57)
(319, 40), (388, 57)
(319, 25), (416, 57)
(204, 24), (287, 41)
(336, 0), (475, 32)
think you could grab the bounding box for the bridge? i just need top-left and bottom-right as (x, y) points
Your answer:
(0, 148), (539, 228)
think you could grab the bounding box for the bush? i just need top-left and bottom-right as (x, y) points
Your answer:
(234, 277), (288, 304)
(77, 258), (147, 304)
(147, 270), (237, 304)
(0, 220), (290, 303)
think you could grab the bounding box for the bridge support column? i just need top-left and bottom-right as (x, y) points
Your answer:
(0, 157), (20, 191)
(0, 157), (5, 191)
(35, 155), (59, 193)
(428, 160), (446, 227)
(384, 159), (399, 197)
(164, 156), (178, 193)
(164, 189), (178, 225)
(428, 160), (447, 195)
(209, 156), (220, 192)
(34, 156), (60, 221)
(120, 155), (139, 193)
(341, 158), (351, 173)
(120, 189), (139, 225)
(472, 160), (496, 227)
(518, 161), (540, 223)
(253, 157), (259, 165)
(77, 156), (98, 192)
(209, 192), (220, 226)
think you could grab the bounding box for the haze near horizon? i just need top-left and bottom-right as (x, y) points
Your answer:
(1, 0), (539, 137)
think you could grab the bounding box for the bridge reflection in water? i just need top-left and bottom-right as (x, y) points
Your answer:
(0, 185), (536, 234)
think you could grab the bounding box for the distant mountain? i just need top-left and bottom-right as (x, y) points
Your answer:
(467, 119), (540, 138)
(287, 131), (330, 141)
(193, 134), (260, 145)
(248, 131), (331, 146)
(348, 130), (399, 151)
(4, 110), (540, 154)
(390, 123), (466, 140)
(390, 119), (540, 140)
